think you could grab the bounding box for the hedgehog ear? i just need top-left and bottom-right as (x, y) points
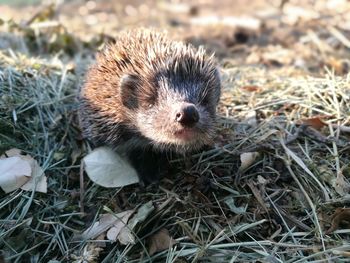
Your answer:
(120, 74), (140, 110)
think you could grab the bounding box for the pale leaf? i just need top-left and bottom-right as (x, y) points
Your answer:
(106, 210), (134, 241)
(21, 156), (47, 193)
(83, 147), (139, 188)
(239, 152), (259, 171)
(118, 227), (135, 245)
(118, 201), (155, 245)
(128, 201), (155, 229)
(243, 110), (258, 127)
(0, 148), (47, 193)
(79, 210), (133, 241)
(0, 156), (31, 193)
(4, 148), (22, 157)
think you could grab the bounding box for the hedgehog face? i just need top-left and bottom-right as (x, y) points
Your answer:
(130, 71), (221, 153)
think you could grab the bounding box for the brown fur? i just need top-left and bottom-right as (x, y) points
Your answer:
(79, 28), (221, 184)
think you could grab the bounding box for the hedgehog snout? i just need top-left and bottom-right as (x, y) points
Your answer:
(175, 103), (199, 127)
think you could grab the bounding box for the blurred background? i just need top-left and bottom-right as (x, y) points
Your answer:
(0, 0), (349, 75)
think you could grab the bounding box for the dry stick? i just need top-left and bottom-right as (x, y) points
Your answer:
(328, 26), (350, 49)
(211, 193), (236, 243)
(267, 194), (303, 254)
(327, 70), (345, 195)
(308, 30), (331, 57)
(281, 154), (326, 252)
(276, 205), (312, 232)
(291, 245), (350, 263)
(333, 124), (350, 133)
(326, 69), (342, 137)
(79, 161), (85, 214)
(330, 134), (347, 191)
(280, 138), (329, 201)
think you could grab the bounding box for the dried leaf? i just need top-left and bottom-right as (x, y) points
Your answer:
(78, 210), (134, 241)
(148, 228), (175, 256)
(326, 208), (350, 234)
(4, 148), (22, 157)
(239, 152), (260, 171)
(0, 156), (31, 193)
(20, 156), (47, 193)
(241, 85), (263, 92)
(106, 226), (123, 241)
(106, 210), (134, 241)
(118, 201), (155, 245)
(333, 171), (350, 196)
(118, 227), (135, 245)
(71, 243), (102, 263)
(326, 56), (348, 75)
(257, 175), (268, 185)
(83, 147), (139, 188)
(318, 165), (334, 185)
(128, 201), (155, 229)
(0, 148), (47, 193)
(299, 116), (327, 130)
(242, 110), (258, 128)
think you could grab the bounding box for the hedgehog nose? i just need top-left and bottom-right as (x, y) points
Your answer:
(175, 103), (199, 127)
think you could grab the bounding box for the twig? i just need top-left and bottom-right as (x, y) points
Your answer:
(79, 161), (85, 214)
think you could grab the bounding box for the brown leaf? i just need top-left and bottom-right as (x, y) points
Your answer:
(326, 208), (350, 234)
(334, 171), (350, 196)
(299, 116), (328, 130)
(326, 56), (349, 75)
(241, 85), (263, 92)
(148, 228), (176, 256)
(77, 210), (134, 241)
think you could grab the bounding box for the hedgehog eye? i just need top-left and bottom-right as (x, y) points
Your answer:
(120, 74), (140, 110)
(142, 89), (157, 109)
(141, 95), (156, 109)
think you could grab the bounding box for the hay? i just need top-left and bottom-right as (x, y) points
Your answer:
(1, 0), (350, 262)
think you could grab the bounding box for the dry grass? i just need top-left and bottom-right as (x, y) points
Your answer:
(1, 0), (350, 262)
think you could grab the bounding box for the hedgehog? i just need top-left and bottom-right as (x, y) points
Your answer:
(79, 29), (221, 185)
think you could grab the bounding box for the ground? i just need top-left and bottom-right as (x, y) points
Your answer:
(0, 0), (350, 262)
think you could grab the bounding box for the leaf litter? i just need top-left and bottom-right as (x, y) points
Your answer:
(0, 148), (47, 193)
(1, 0), (350, 262)
(0, 156), (31, 193)
(83, 146), (139, 188)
